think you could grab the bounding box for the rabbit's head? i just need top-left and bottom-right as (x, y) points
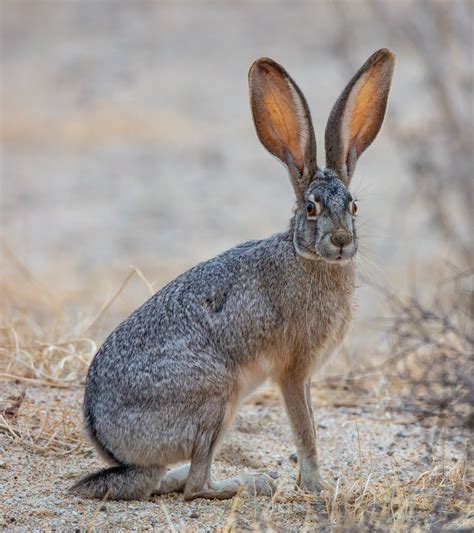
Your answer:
(249, 49), (395, 263)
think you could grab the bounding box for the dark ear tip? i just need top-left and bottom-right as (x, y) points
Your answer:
(372, 48), (396, 65)
(249, 57), (284, 79)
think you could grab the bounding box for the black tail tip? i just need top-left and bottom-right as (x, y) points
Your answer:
(68, 470), (112, 500)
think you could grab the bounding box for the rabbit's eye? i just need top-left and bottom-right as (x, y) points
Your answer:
(349, 200), (358, 216)
(306, 201), (320, 218)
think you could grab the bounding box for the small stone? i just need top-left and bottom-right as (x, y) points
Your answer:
(99, 505), (107, 512)
(190, 511), (199, 519)
(268, 469), (280, 479)
(289, 452), (298, 463)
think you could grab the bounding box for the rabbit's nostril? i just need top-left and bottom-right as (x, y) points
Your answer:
(331, 232), (352, 248)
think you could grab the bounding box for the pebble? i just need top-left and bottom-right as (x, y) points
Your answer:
(268, 469), (280, 479)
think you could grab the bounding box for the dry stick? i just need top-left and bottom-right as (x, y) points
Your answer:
(131, 264), (155, 296)
(86, 489), (111, 533)
(330, 476), (341, 521)
(159, 500), (177, 533)
(0, 414), (22, 440)
(354, 473), (372, 516)
(0, 373), (80, 389)
(441, 422), (446, 479)
(360, 275), (432, 345)
(223, 487), (245, 533)
(83, 267), (137, 333)
(83, 264), (155, 334)
(354, 418), (364, 469)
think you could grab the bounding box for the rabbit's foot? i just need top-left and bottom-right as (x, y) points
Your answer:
(238, 472), (277, 497)
(154, 464), (190, 495)
(183, 473), (276, 500)
(296, 471), (327, 493)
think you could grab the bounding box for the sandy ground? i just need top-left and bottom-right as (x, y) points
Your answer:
(1, 380), (471, 531)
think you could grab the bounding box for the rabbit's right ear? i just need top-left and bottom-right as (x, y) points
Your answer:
(249, 58), (318, 203)
(325, 49), (395, 185)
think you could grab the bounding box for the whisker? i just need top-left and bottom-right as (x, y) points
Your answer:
(357, 233), (389, 242)
(355, 248), (387, 286)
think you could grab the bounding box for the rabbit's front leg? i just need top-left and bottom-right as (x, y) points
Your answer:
(281, 377), (326, 493)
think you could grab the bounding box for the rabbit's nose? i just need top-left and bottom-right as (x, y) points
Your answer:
(331, 231), (352, 248)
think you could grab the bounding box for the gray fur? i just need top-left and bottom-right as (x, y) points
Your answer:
(71, 51), (394, 501)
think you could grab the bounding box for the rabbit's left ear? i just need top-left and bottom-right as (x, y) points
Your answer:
(325, 49), (395, 185)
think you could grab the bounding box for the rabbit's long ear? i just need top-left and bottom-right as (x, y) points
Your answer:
(325, 49), (395, 185)
(249, 58), (318, 202)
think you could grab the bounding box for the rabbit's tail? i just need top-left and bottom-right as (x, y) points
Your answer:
(70, 464), (165, 500)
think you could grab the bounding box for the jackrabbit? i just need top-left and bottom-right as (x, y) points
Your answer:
(71, 49), (395, 501)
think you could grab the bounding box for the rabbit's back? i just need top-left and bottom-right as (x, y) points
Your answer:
(89, 235), (288, 375)
(83, 234), (291, 463)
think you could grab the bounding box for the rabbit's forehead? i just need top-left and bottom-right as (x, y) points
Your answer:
(305, 171), (349, 211)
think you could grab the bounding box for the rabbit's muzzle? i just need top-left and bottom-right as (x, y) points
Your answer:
(317, 231), (357, 263)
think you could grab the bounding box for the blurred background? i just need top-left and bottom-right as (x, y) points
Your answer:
(1, 0), (472, 373)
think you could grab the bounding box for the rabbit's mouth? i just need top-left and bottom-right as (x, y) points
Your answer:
(294, 237), (357, 264)
(322, 252), (356, 264)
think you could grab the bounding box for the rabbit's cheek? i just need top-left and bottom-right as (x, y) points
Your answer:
(292, 215), (320, 260)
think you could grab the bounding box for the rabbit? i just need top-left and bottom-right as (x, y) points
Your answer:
(71, 48), (395, 501)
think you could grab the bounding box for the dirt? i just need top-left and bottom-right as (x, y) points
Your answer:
(1, 381), (470, 531)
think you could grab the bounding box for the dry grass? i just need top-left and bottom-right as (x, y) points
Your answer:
(0, 241), (160, 388)
(384, 270), (473, 430)
(1, 391), (83, 455)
